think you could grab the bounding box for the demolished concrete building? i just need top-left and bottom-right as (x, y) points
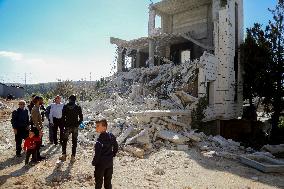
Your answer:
(110, 0), (243, 122)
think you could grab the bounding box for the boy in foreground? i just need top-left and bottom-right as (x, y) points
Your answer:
(92, 119), (118, 189)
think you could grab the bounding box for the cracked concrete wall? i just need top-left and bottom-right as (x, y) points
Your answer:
(172, 5), (209, 40)
(197, 0), (243, 121)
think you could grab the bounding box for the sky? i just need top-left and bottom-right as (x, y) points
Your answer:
(0, 0), (278, 84)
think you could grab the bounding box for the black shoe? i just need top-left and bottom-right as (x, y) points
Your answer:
(29, 160), (37, 165)
(40, 144), (45, 147)
(16, 154), (22, 157)
(38, 156), (46, 161)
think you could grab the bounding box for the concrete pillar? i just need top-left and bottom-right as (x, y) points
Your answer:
(149, 39), (155, 67)
(236, 0), (244, 117)
(148, 6), (156, 36)
(147, 5), (156, 68)
(117, 47), (124, 72)
(136, 50), (141, 68)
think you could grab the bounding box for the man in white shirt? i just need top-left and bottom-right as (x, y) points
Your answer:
(49, 95), (64, 145)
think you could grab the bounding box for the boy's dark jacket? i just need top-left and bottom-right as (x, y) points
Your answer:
(11, 108), (29, 129)
(92, 132), (118, 166)
(62, 102), (83, 127)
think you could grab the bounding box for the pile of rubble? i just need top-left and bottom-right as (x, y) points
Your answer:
(0, 99), (13, 121)
(73, 61), (284, 173)
(0, 100), (7, 110)
(75, 62), (248, 160)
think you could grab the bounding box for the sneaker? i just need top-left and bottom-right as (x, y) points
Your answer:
(70, 155), (76, 163)
(59, 154), (67, 161)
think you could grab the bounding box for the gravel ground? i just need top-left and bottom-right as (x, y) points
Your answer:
(0, 118), (284, 189)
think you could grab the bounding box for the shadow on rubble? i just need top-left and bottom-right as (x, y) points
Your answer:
(45, 161), (74, 187)
(42, 145), (61, 158)
(185, 148), (284, 188)
(0, 155), (25, 171)
(0, 164), (31, 186)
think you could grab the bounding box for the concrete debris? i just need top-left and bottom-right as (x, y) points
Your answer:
(240, 154), (284, 173)
(252, 152), (275, 158)
(202, 151), (216, 158)
(125, 129), (150, 146)
(261, 144), (284, 156)
(162, 117), (188, 129)
(176, 145), (188, 151)
(123, 145), (145, 158)
(175, 91), (198, 105)
(156, 130), (189, 144)
(183, 131), (202, 142)
(153, 167), (165, 175)
(117, 126), (134, 145)
(73, 53), (273, 164)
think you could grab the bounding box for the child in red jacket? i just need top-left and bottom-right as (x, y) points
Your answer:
(24, 128), (41, 165)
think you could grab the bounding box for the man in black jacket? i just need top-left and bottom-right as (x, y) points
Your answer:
(11, 100), (29, 157)
(59, 94), (83, 162)
(92, 119), (118, 189)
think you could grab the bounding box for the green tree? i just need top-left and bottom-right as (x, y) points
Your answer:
(264, 0), (284, 137)
(53, 80), (75, 99)
(240, 24), (272, 120)
(241, 1), (284, 141)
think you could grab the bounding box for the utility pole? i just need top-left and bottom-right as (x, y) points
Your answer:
(90, 72), (92, 81)
(24, 72), (27, 87)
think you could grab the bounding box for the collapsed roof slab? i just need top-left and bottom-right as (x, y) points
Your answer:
(110, 32), (213, 51)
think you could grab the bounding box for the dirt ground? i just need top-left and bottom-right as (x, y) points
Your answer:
(0, 118), (284, 189)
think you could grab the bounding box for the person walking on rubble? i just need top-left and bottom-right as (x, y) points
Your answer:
(31, 96), (45, 160)
(59, 94), (83, 162)
(49, 95), (64, 145)
(92, 119), (118, 189)
(11, 100), (29, 157)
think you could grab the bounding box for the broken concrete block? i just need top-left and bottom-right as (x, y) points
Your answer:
(212, 135), (229, 147)
(177, 144), (188, 151)
(261, 144), (284, 155)
(162, 118), (188, 128)
(125, 129), (150, 146)
(203, 150), (216, 158)
(153, 167), (165, 175)
(130, 110), (191, 117)
(117, 126), (134, 145)
(169, 93), (183, 109)
(215, 151), (238, 160)
(200, 145), (210, 151)
(109, 126), (121, 137)
(240, 154), (284, 173)
(252, 152), (275, 158)
(123, 145), (144, 158)
(183, 131), (202, 142)
(175, 91), (198, 104)
(157, 130), (189, 144)
(166, 123), (183, 132)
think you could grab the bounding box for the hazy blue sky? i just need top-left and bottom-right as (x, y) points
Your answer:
(0, 0), (278, 84)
